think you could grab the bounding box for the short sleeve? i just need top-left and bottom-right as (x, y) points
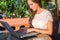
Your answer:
(46, 12), (53, 22)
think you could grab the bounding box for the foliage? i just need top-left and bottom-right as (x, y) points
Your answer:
(41, 0), (47, 8)
(0, 0), (30, 18)
(0, 0), (48, 18)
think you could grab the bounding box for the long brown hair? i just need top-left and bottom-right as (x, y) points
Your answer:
(29, 9), (35, 28)
(32, 0), (42, 7)
(27, 0), (42, 28)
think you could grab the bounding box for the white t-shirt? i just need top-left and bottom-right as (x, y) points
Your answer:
(32, 10), (53, 29)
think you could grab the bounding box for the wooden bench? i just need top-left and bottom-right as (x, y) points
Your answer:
(0, 18), (30, 31)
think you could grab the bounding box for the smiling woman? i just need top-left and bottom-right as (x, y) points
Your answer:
(27, 0), (53, 40)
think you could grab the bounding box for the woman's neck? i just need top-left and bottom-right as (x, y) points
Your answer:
(36, 7), (44, 14)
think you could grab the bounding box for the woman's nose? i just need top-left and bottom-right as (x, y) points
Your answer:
(29, 6), (32, 9)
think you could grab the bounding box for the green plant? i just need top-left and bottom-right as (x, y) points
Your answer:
(0, 0), (30, 18)
(0, 0), (48, 18)
(0, 1), (7, 11)
(17, 0), (29, 17)
(41, 0), (47, 8)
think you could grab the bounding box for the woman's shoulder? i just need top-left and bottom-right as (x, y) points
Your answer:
(42, 9), (52, 16)
(35, 9), (52, 17)
(43, 9), (51, 14)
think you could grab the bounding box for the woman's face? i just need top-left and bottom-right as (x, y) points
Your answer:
(27, 0), (39, 11)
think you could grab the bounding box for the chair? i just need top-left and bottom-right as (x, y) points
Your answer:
(52, 19), (60, 40)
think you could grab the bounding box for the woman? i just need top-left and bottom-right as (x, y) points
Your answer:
(27, 0), (53, 40)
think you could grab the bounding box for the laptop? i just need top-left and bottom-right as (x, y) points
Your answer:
(0, 21), (39, 40)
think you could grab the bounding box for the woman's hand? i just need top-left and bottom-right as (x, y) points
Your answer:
(27, 28), (35, 33)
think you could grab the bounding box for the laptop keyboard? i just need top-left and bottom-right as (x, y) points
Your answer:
(20, 32), (39, 38)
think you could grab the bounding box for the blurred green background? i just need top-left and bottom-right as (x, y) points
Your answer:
(0, 0), (52, 18)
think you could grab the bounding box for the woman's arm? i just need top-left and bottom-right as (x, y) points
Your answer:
(27, 20), (53, 35)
